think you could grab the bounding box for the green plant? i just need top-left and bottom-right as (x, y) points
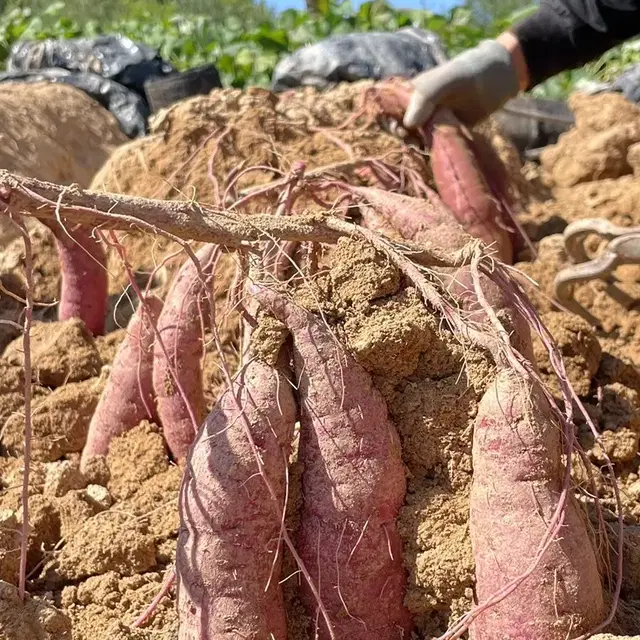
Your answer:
(0, 0), (638, 98)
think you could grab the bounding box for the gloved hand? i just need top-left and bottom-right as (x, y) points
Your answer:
(403, 39), (521, 129)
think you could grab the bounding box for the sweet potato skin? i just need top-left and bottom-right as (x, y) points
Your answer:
(257, 290), (412, 640)
(469, 369), (604, 640)
(353, 185), (468, 250)
(80, 296), (161, 470)
(355, 187), (532, 359)
(46, 222), (108, 336)
(429, 111), (513, 264)
(153, 245), (215, 461)
(370, 80), (515, 264)
(176, 355), (295, 640)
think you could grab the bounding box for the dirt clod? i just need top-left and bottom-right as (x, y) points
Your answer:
(0, 580), (72, 640)
(3, 319), (102, 388)
(2, 377), (104, 462)
(46, 510), (157, 585)
(533, 311), (602, 397)
(106, 422), (169, 501)
(44, 460), (87, 498)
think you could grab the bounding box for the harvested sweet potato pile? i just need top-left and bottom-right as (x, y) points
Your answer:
(0, 83), (639, 640)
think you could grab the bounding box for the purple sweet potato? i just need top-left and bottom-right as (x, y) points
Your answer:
(80, 296), (161, 471)
(429, 109), (514, 264)
(370, 80), (514, 264)
(176, 353), (296, 640)
(469, 369), (605, 640)
(256, 288), (412, 640)
(44, 222), (108, 336)
(355, 187), (531, 357)
(153, 245), (216, 461)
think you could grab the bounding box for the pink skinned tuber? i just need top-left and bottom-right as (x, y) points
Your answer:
(176, 350), (296, 640)
(153, 244), (216, 461)
(428, 109), (514, 264)
(80, 296), (161, 471)
(255, 287), (412, 640)
(43, 221), (108, 336)
(369, 80), (516, 263)
(469, 368), (605, 640)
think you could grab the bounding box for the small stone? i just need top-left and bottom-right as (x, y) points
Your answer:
(85, 484), (113, 511)
(44, 461), (87, 498)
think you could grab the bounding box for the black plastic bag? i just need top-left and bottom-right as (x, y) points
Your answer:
(572, 63), (640, 105)
(494, 96), (575, 159)
(7, 34), (174, 95)
(3, 34), (177, 137)
(271, 27), (449, 92)
(0, 68), (148, 138)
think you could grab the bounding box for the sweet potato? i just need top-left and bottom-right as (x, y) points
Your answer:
(153, 245), (216, 461)
(44, 222), (108, 336)
(356, 186), (600, 636)
(80, 296), (161, 470)
(428, 110), (513, 264)
(469, 369), (605, 640)
(370, 80), (515, 263)
(256, 288), (412, 640)
(176, 352), (296, 640)
(352, 184), (468, 249)
(354, 186), (532, 359)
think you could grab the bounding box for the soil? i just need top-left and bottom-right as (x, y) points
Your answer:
(0, 81), (127, 192)
(1, 84), (640, 639)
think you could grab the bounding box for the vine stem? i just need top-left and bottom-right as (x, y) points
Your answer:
(11, 215), (34, 602)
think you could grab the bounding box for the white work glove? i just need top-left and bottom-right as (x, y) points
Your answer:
(403, 39), (521, 129)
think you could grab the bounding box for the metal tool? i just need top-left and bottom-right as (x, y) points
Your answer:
(553, 218), (640, 326)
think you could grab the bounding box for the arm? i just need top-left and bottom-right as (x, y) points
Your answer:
(510, 0), (640, 89)
(404, 0), (640, 128)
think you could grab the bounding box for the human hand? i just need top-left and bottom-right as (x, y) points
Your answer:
(403, 38), (522, 129)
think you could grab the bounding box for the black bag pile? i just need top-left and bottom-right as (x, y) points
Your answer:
(271, 27), (449, 91)
(0, 35), (175, 137)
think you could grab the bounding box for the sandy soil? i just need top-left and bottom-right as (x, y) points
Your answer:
(1, 83), (640, 639)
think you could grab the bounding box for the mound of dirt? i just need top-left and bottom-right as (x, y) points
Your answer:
(0, 80), (128, 246)
(90, 81), (528, 218)
(518, 92), (640, 365)
(2, 84), (640, 640)
(0, 82), (126, 188)
(0, 236), (492, 640)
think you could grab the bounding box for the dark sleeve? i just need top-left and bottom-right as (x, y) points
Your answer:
(512, 0), (640, 89)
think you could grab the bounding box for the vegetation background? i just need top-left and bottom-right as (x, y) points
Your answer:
(0, 0), (639, 98)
